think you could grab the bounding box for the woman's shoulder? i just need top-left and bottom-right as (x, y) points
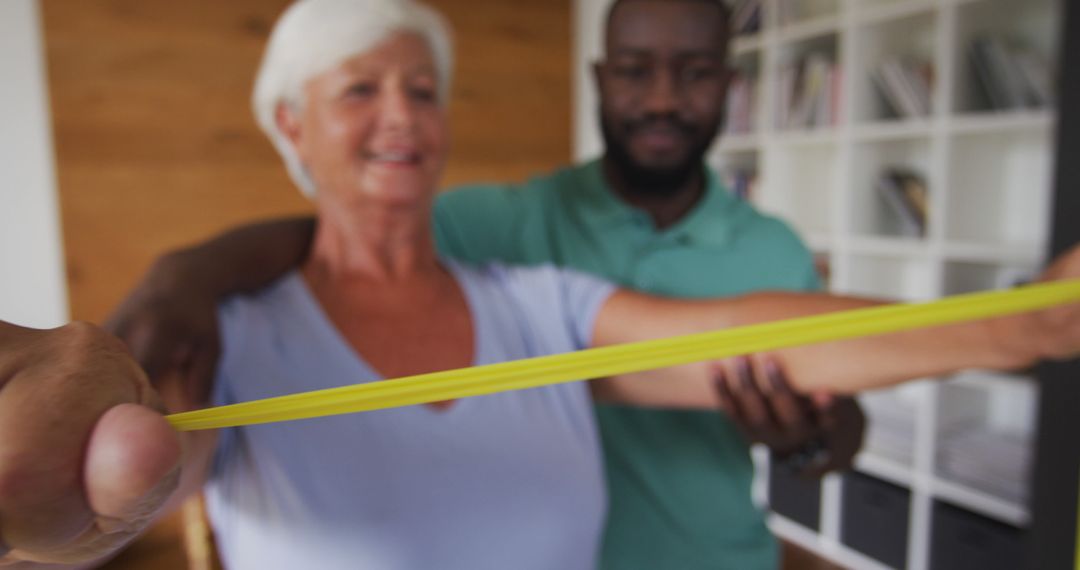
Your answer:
(216, 271), (313, 358)
(447, 260), (604, 293)
(447, 260), (616, 350)
(219, 271), (305, 322)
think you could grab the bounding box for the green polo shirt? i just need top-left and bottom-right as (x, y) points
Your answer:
(433, 159), (820, 570)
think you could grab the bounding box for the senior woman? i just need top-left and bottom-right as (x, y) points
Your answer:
(3, 0), (1079, 569)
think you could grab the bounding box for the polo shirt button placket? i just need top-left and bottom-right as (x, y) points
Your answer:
(631, 247), (661, 290)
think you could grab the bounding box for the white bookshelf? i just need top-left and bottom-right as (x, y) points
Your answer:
(711, 0), (1061, 568)
(572, 0), (1059, 567)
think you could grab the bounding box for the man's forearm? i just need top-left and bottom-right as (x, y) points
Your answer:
(151, 216), (316, 296)
(103, 216), (317, 384)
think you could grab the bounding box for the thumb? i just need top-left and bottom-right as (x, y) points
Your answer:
(84, 404), (181, 534)
(11, 404), (182, 565)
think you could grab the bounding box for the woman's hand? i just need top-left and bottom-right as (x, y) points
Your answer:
(986, 243), (1080, 367)
(0, 321), (181, 566)
(1030, 243), (1080, 360)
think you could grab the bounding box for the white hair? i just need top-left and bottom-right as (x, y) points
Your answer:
(252, 0), (454, 196)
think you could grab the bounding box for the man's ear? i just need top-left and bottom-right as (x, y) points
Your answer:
(592, 61), (605, 95)
(275, 102), (303, 150)
(720, 64), (734, 99)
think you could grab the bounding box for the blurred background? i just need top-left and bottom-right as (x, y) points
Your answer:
(1, 0), (1077, 568)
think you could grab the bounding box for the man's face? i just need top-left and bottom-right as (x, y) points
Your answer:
(595, 0), (730, 191)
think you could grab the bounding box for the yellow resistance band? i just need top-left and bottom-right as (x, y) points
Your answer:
(167, 278), (1080, 431)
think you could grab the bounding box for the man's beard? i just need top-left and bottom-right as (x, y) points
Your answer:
(600, 112), (719, 197)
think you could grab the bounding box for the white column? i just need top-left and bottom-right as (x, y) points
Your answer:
(572, 0), (612, 162)
(0, 0), (69, 328)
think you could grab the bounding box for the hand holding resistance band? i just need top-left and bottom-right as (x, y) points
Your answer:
(0, 320), (181, 565)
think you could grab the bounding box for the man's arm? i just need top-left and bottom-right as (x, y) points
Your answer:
(106, 216), (316, 398)
(715, 356), (864, 476)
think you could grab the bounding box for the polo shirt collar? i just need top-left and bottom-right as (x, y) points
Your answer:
(573, 159), (740, 248)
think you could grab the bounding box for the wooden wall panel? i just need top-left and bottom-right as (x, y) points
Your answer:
(43, 0), (571, 323)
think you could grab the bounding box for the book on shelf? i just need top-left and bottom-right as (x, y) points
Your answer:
(721, 169), (758, 201)
(859, 393), (916, 464)
(970, 36), (1054, 111)
(813, 254), (832, 290)
(775, 0), (796, 26)
(776, 53), (841, 130)
(876, 168), (928, 237)
(872, 57), (934, 119)
(723, 71), (757, 136)
(775, 0), (832, 26)
(731, 0), (762, 37)
(937, 427), (1032, 503)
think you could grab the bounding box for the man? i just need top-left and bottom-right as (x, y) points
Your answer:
(110, 1), (864, 568)
(432, 2), (859, 567)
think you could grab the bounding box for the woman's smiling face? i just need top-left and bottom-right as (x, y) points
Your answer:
(278, 31), (449, 212)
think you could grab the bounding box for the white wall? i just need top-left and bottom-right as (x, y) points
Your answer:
(0, 0), (69, 328)
(572, 0), (612, 162)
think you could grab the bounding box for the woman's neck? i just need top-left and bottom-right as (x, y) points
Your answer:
(304, 201), (442, 284)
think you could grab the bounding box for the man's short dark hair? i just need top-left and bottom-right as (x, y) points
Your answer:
(605, 0), (733, 39)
